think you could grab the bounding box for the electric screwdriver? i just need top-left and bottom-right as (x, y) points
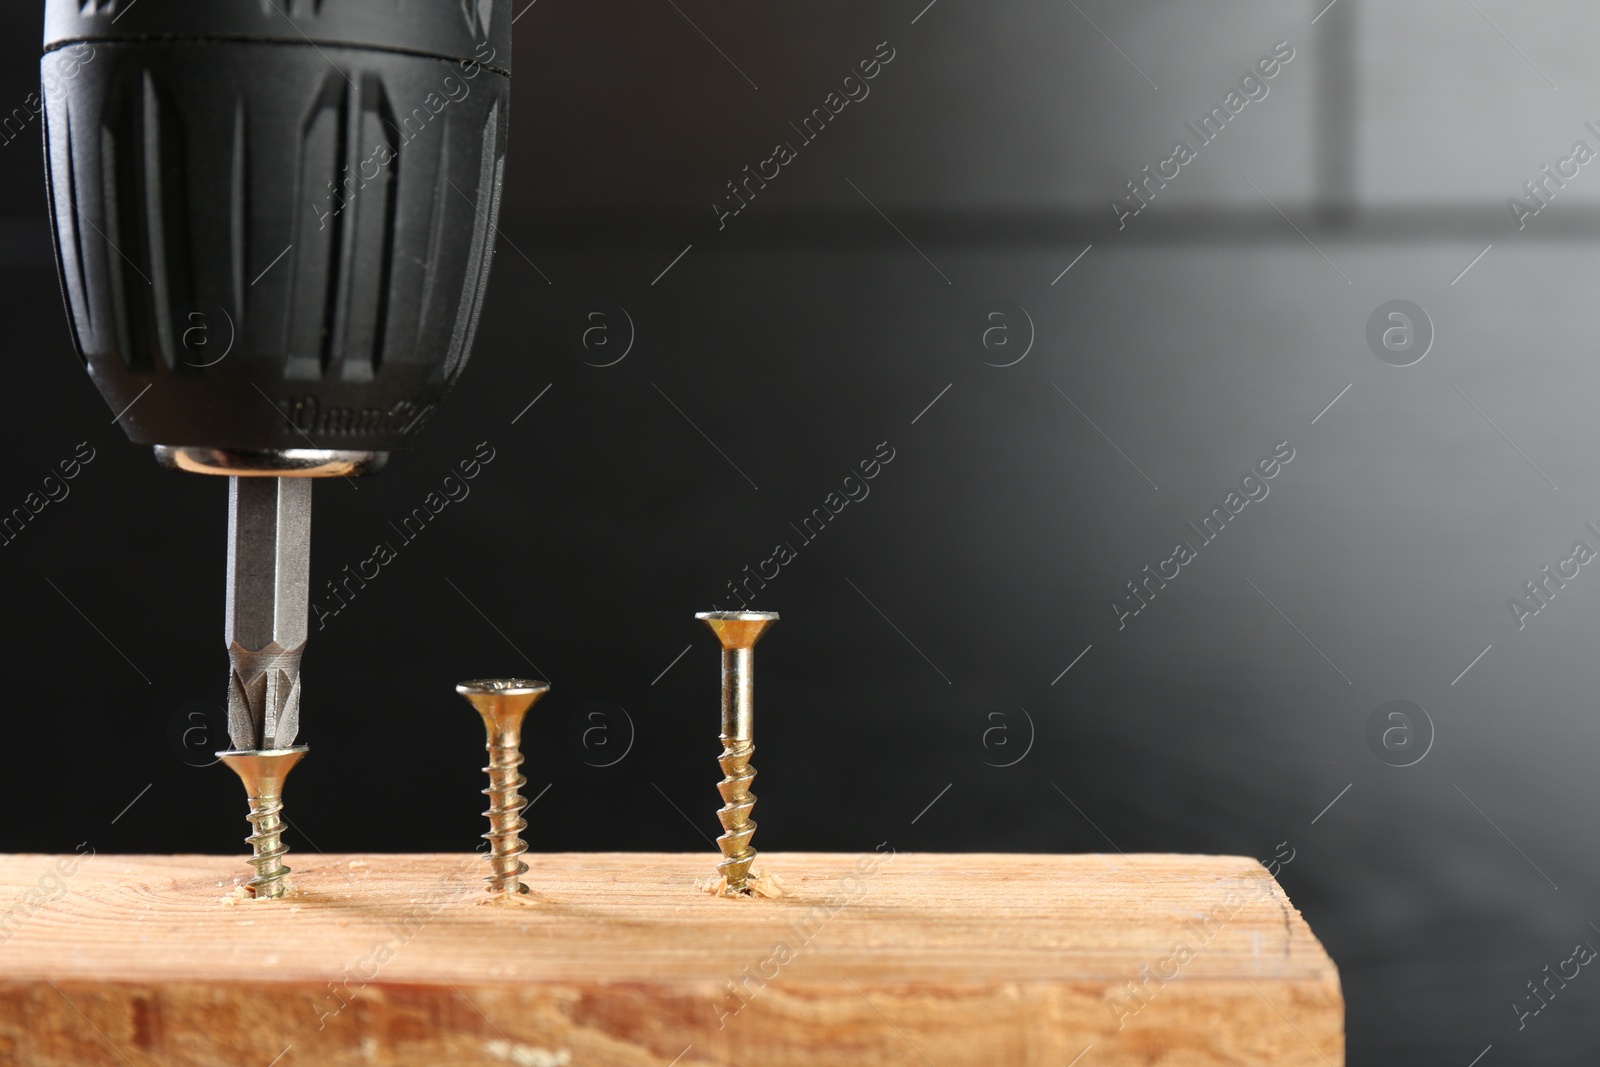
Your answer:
(40, 0), (513, 893)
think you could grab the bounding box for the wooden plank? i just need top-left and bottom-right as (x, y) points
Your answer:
(0, 851), (1341, 1066)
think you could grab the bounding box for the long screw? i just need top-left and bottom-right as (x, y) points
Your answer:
(217, 746), (308, 899)
(456, 678), (548, 894)
(696, 610), (779, 893)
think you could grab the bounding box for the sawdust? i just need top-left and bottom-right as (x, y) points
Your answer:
(478, 889), (541, 906)
(696, 870), (785, 898)
(219, 882), (301, 906)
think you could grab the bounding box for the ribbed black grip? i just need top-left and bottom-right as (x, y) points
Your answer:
(40, 3), (511, 454)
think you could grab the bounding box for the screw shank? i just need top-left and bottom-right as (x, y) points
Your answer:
(721, 647), (756, 743)
(225, 477), (312, 750)
(483, 738), (530, 894)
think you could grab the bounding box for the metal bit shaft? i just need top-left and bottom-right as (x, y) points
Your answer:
(457, 679), (549, 894)
(225, 476), (312, 751)
(696, 611), (779, 894)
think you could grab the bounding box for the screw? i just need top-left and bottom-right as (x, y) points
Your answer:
(457, 678), (548, 894)
(217, 746), (308, 899)
(696, 610), (779, 894)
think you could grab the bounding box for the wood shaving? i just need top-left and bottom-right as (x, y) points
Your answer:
(695, 871), (784, 898)
(219, 883), (301, 906)
(479, 889), (540, 907)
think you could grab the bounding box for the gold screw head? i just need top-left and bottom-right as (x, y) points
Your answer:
(218, 746), (308, 800)
(457, 678), (548, 738)
(696, 610), (779, 651)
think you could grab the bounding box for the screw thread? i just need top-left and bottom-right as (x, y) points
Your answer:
(242, 792), (291, 899)
(716, 736), (757, 891)
(483, 738), (529, 893)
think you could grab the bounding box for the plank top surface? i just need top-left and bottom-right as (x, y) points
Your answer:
(0, 851), (1329, 985)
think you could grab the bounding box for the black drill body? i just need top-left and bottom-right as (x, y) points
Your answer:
(41, 0), (513, 458)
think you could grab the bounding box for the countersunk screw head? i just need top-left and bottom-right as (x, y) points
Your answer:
(457, 677), (548, 737)
(218, 746), (308, 798)
(696, 610), (779, 650)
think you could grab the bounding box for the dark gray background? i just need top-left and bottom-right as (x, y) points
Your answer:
(3, 2), (1597, 1064)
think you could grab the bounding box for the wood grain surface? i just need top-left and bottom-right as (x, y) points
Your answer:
(0, 851), (1341, 1066)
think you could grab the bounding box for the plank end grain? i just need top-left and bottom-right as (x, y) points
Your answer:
(0, 851), (1342, 1066)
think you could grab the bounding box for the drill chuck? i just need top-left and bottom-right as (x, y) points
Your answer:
(41, 0), (514, 468)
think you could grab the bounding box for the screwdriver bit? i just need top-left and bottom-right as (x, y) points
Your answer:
(225, 477), (311, 752)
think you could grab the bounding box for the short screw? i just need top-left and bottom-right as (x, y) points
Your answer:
(456, 678), (548, 894)
(696, 610), (779, 894)
(217, 746), (308, 899)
